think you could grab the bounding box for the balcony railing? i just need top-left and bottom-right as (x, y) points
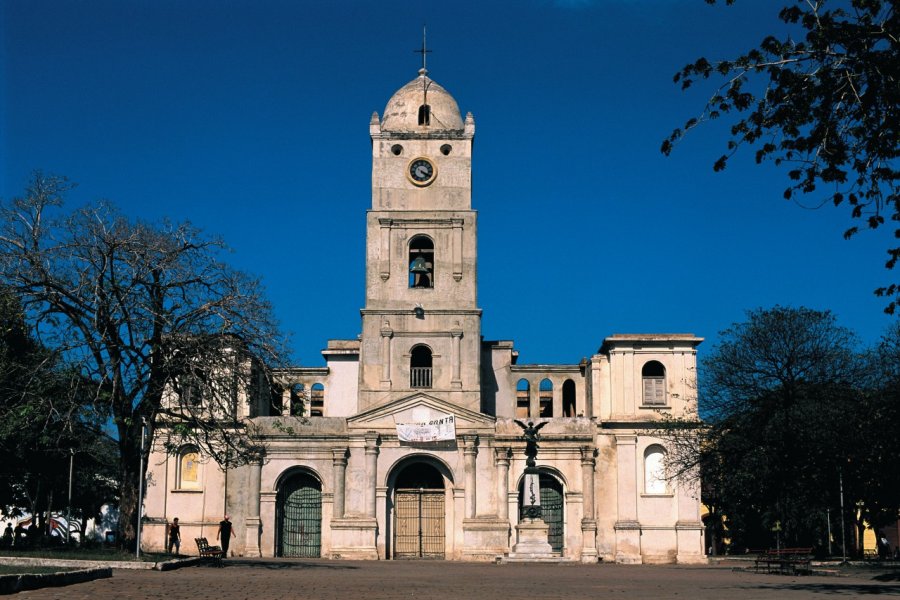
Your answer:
(410, 367), (432, 388)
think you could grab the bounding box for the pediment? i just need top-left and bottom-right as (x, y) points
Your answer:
(347, 392), (495, 431)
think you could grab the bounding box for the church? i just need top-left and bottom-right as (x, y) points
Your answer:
(143, 63), (705, 564)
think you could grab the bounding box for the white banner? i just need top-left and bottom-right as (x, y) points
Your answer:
(396, 413), (456, 442)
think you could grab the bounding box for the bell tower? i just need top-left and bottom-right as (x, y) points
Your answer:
(358, 62), (480, 413)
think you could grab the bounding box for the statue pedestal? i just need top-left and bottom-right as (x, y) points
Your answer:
(510, 518), (553, 556)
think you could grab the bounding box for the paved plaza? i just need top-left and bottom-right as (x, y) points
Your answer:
(14, 559), (900, 599)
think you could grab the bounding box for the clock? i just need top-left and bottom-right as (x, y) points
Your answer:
(408, 157), (437, 186)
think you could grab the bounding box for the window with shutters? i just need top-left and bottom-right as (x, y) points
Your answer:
(642, 361), (667, 406)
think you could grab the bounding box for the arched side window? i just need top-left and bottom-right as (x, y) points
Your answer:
(539, 378), (553, 417)
(310, 383), (324, 416)
(290, 383), (306, 417)
(562, 379), (576, 417)
(177, 446), (201, 490)
(410, 345), (433, 388)
(409, 235), (435, 289)
(642, 360), (667, 406)
(644, 445), (668, 494)
(516, 379), (530, 418)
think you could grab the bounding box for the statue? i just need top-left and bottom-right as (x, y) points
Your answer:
(514, 420), (547, 470)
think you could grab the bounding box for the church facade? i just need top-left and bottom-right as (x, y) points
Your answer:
(143, 67), (705, 564)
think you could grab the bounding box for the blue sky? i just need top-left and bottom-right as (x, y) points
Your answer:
(2, 0), (896, 366)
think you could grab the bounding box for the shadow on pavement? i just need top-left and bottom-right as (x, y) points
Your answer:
(200, 559), (359, 570)
(747, 582), (900, 596)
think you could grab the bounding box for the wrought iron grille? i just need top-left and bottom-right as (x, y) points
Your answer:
(394, 489), (445, 558)
(518, 474), (564, 553)
(278, 475), (321, 557)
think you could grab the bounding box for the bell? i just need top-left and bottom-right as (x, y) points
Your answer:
(409, 257), (429, 274)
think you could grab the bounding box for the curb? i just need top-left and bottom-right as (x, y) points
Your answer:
(0, 556), (200, 571)
(0, 567), (112, 595)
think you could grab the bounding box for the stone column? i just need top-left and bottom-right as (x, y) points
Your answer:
(451, 218), (463, 281)
(281, 388), (291, 416)
(364, 432), (379, 518)
(580, 445), (598, 562)
(530, 379), (540, 419)
(495, 447), (511, 521)
(581, 446), (596, 520)
(332, 447), (348, 519)
(378, 219), (391, 281)
(243, 457), (263, 557)
(380, 321), (393, 385)
(451, 324), (463, 389)
(614, 435), (641, 563)
(552, 384), (562, 419)
(463, 435), (478, 519)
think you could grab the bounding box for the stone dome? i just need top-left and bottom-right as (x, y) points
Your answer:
(382, 69), (464, 133)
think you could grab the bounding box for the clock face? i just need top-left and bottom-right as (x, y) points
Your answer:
(408, 158), (436, 186)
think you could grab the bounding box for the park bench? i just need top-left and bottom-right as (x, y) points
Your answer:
(754, 547), (813, 575)
(195, 537), (224, 567)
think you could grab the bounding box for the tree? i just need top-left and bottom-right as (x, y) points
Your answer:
(663, 1), (900, 312)
(662, 307), (872, 552)
(0, 288), (117, 541)
(0, 173), (288, 548)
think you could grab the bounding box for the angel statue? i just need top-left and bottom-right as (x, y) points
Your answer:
(514, 420), (547, 469)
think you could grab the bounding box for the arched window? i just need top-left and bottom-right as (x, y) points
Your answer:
(539, 378), (553, 417)
(410, 345), (432, 388)
(516, 379), (530, 418)
(642, 361), (667, 406)
(409, 235), (435, 289)
(269, 384), (283, 416)
(562, 379), (576, 417)
(310, 383), (324, 416)
(290, 383), (306, 416)
(177, 446), (201, 490)
(644, 445), (668, 494)
(418, 104), (431, 126)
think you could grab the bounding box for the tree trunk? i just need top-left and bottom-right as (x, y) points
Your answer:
(80, 515), (88, 546)
(117, 427), (144, 551)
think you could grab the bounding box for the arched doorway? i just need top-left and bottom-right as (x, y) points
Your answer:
(276, 471), (321, 557)
(393, 462), (445, 559)
(518, 472), (564, 553)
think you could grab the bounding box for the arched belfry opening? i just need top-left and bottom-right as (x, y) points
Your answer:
(390, 461), (447, 559)
(409, 235), (434, 288)
(562, 379), (576, 417)
(410, 344), (433, 388)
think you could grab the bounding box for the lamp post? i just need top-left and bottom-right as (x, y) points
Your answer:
(66, 448), (74, 545)
(839, 469), (847, 564)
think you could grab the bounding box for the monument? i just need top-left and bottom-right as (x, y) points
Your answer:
(507, 420), (557, 560)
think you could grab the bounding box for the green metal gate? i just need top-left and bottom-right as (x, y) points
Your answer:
(277, 473), (321, 557)
(394, 489), (445, 558)
(518, 473), (564, 553)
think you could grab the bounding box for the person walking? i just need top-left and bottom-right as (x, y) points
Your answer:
(217, 515), (236, 558)
(167, 518), (181, 554)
